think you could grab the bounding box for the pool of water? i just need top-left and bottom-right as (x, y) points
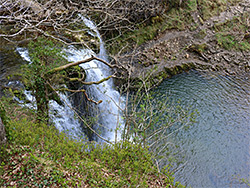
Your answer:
(156, 70), (250, 188)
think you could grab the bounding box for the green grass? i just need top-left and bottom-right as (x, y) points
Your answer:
(0, 98), (183, 187)
(216, 33), (250, 51)
(213, 12), (250, 51)
(213, 13), (250, 33)
(197, 0), (241, 20)
(107, 21), (163, 55)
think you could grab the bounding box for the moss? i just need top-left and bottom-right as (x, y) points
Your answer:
(197, 0), (240, 20)
(106, 0), (240, 55)
(214, 14), (249, 33)
(164, 63), (195, 78)
(163, 7), (194, 31)
(212, 12), (250, 51)
(216, 33), (250, 51)
(107, 20), (164, 55)
(65, 65), (86, 83)
(195, 29), (207, 39)
(181, 63), (195, 70)
(187, 43), (208, 54)
(0, 101), (8, 125)
(128, 63), (195, 90)
(106, 0), (243, 55)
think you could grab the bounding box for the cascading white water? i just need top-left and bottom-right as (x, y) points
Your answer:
(16, 48), (84, 139)
(16, 17), (124, 142)
(66, 16), (124, 142)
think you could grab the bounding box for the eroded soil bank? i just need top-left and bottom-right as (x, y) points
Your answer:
(117, 0), (250, 89)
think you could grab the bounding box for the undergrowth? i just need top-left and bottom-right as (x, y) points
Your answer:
(106, 0), (196, 55)
(214, 12), (250, 51)
(106, 0), (241, 55)
(197, 0), (240, 20)
(0, 98), (183, 187)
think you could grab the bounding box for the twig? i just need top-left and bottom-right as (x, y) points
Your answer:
(47, 81), (112, 144)
(56, 88), (102, 105)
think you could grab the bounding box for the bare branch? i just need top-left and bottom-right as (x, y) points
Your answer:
(0, 24), (29, 37)
(81, 75), (113, 85)
(46, 55), (116, 75)
(46, 81), (112, 144)
(56, 88), (102, 105)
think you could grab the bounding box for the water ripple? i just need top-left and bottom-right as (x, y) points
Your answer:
(155, 70), (250, 188)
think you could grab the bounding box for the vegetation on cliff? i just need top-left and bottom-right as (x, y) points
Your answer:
(113, 0), (250, 89)
(0, 97), (184, 187)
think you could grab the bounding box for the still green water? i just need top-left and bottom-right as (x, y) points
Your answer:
(156, 70), (250, 188)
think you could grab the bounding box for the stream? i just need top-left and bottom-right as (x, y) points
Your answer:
(155, 70), (250, 188)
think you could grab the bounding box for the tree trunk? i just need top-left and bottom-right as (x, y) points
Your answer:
(0, 117), (7, 145)
(35, 80), (49, 124)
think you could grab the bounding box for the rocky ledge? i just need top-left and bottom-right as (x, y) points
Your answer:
(116, 0), (250, 89)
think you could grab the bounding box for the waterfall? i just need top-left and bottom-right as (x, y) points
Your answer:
(66, 16), (124, 142)
(16, 17), (124, 142)
(16, 48), (84, 140)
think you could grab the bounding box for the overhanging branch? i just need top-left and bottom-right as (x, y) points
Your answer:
(46, 81), (112, 144)
(46, 55), (116, 75)
(81, 75), (113, 85)
(57, 88), (102, 105)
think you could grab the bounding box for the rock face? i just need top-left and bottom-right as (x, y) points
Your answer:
(0, 117), (7, 145)
(116, 1), (250, 89)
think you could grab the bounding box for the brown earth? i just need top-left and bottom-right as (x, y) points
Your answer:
(117, 0), (250, 88)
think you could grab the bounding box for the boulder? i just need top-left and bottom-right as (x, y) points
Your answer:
(0, 117), (6, 145)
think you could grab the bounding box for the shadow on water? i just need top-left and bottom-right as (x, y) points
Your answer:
(155, 70), (250, 188)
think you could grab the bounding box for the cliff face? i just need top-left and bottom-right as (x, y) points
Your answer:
(114, 0), (250, 89)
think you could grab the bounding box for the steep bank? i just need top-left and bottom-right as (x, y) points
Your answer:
(115, 0), (250, 89)
(0, 4), (182, 187)
(0, 97), (182, 187)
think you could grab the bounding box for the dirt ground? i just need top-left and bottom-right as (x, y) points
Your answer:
(119, 0), (250, 88)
